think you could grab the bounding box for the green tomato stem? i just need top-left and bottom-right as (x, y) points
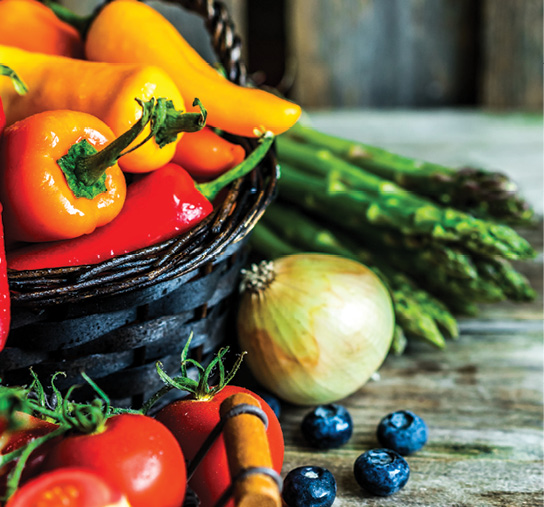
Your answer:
(141, 334), (247, 414)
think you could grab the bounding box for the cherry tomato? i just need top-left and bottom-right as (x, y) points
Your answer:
(5, 467), (130, 507)
(40, 414), (186, 507)
(0, 412), (59, 495)
(155, 385), (284, 507)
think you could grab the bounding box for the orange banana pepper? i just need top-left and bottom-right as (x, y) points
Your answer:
(0, 0), (83, 57)
(85, 0), (301, 138)
(173, 127), (246, 181)
(0, 44), (198, 173)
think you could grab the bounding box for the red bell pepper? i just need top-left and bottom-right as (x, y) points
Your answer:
(0, 64), (27, 351)
(7, 132), (274, 270)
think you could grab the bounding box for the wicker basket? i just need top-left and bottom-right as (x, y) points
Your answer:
(0, 0), (278, 408)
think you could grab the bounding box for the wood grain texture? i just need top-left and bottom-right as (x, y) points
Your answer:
(287, 0), (478, 108)
(280, 312), (543, 505)
(481, 0), (543, 110)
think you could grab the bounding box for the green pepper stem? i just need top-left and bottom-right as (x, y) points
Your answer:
(154, 97), (207, 148)
(197, 131), (275, 201)
(0, 64), (28, 95)
(70, 98), (155, 187)
(61, 97), (208, 201)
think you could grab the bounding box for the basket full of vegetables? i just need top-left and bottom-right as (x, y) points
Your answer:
(0, 0), (301, 407)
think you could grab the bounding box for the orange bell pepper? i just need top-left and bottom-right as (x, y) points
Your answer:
(0, 109), (127, 243)
(0, 99), (173, 244)
(85, 0), (301, 138)
(0, 44), (201, 173)
(0, 0), (83, 57)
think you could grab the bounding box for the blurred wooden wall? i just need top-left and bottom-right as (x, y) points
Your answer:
(481, 0), (543, 110)
(224, 0), (543, 111)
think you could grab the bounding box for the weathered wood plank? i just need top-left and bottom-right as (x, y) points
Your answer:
(287, 0), (478, 108)
(481, 0), (543, 111)
(279, 330), (543, 506)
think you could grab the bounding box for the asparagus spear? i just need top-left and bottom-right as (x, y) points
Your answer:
(473, 257), (536, 302)
(260, 204), (458, 348)
(390, 326), (408, 356)
(363, 240), (507, 304)
(284, 123), (534, 224)
(393, 273), (458, 339)
(275, 155), (535, 261)
(328, 226), (484, 318)
(247, 222), (299, 259)
(347, 217), (478, 280)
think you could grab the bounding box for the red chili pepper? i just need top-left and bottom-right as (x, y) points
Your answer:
(0, 65), (26, 351)
(7, 133), (274, 270)
(0, 204), (10, 351)
(173, 126), (246, 181)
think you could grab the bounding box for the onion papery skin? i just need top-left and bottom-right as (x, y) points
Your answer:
(237, 254), (395, 405)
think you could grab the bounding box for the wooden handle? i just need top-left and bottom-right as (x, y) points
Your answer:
(220, 393), (282, 507)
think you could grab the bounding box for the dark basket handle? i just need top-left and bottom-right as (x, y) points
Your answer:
(144, 0), (248, 85)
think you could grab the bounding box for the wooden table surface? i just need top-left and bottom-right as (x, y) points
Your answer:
(277, 110), (544, 507)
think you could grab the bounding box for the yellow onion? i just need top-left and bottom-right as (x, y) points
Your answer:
(236, 253), (395, 405)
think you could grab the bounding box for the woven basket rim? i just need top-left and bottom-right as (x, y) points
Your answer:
(7, 0), (278, 306)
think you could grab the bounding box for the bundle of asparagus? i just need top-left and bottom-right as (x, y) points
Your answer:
(248, 124), (537, 353)
(287, 123), (535, 225)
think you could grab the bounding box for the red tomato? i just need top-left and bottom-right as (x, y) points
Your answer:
(0, 412), (58, 454)
(155, 385), (284, 507)
(40, 414), (186, 507)
(0, 412), (59, 495)
(5, 467), (130, 507)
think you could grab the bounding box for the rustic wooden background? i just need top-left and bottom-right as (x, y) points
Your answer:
(223, 0), (543, 111)
(63, 0), (543, 111)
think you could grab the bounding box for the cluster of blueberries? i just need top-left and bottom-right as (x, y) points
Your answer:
(282, 404), (428, 507)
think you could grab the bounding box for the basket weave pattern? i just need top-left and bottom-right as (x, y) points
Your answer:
(1, 0), (278, 407)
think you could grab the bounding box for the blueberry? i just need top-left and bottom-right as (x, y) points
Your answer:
(377, 410), (428, 455)
(282, 466), (336, 507)
(254, 389), (281, 419)
(353, 448), (410, 496)
(301, 404), (353, 449)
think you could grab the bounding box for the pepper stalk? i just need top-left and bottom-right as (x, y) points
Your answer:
(58, 97), (206, 199)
